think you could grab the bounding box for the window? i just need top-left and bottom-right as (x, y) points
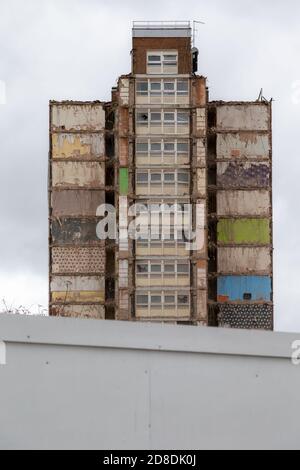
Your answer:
(177, 80), (189, 95)
(151, 264), (161, 274)
(177, 112), (189, 124)
(177, 142), (189, 153)
(178, 264), (189, 274)
(150, 82), (161, 96)
(148, 55), (161, 66)
(150, 142), (161, 153)
(164, 82), (175, 95)
(137, 173), (148, 184)
(136, 142), (148, 153)
(150, 112), (161, 123)
(164, 112), (175, 124)
(163, 54), (177, 65)
(164, 173), (175, 183)
(137, 81), (148, 95)
(151, 295), (162, 304)
(165, 295), (175, 304)
(151, 173), (161, 183)
(147, 52), (178, 74)
(178, 172), (189, 183)
(164, 142), (175, 153)
(137, 295), (148, 305)
(137, 112), (148, 124)
(165, 264), (175, 274)
(244, 293), (252, 300)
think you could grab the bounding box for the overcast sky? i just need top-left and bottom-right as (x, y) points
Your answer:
(0, 0), (299, 331)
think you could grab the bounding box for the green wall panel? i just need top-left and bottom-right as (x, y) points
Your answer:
(119, 168), (128, 195)
(218, 219), (270, 244)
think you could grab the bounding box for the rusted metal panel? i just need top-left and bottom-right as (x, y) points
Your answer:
(52, 162), (105, 188)
(50, 304), (105, 319)
(51, 218), (100, 245)
(217, 162), (270, 188)
(217, 104), (270, 131)
(217, 133), (270, 159)
(52, 133), (105, 159)
(218, 304), (273, 330)
(217, 190), (270, 216)
(51, 246), (105, 274)
(197, 260), (207, 289)
(51, 103), (105, 131)
(119, 137), (129, 166)
(51, 190), (104, 217)
(191, 77), (207, 107)
(218, 247), (271, 274)
(119, 107), (129, 134)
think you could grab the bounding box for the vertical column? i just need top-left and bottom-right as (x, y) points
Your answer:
(116, 78), (132, 320)
(49, 102), (106, 319)
(192, 77), (208, 325)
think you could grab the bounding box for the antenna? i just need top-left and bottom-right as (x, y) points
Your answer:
(193, 20), (205, 46)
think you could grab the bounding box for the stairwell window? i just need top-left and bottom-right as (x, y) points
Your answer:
(147, 51), (178, 74)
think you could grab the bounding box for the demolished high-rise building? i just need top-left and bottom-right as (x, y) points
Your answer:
(49, 21), (273, 329)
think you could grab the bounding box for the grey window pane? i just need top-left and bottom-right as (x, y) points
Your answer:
(164, 113), (175, 122)
(137, 295), (148, 304)
(177, 113), (189, 123)
(151, 143), (161, 152)
(137, 173), (148, 183)
(164, 173), (175, 182)
(178, 264), (189, 274)
(164, 142), (175, 152)
(165, 264), (175, 273)
(178, 173), (189, 183)
(137, 142), (148, 152)
(151, 82), (161, 90)
(148, 55), (161, 62)
(151, 173), (161, 183)
(151, 296), (162, 304)
(177, 142), (188, 152)
(151, 265), (161, 273)
(137, 82), (148, 92)
(177, 81), (188, 92)
(165, 295), (175, 304)
(151, 113), (161, 121)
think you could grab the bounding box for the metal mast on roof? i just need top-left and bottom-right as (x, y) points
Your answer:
(193, 20), (205, 46)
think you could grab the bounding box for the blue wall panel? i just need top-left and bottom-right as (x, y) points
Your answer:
(218, 276), (272, 302)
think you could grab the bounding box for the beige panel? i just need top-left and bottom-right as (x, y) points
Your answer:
(50, 276), (105, 292)
(52, 133), (105, 159)
(119, 78), (130, 106)
(217, 190), (270, 216)
(218, 247), (272, 274)
(52, 162), (105, 188)
(217, 133), (270, 159)
(196, 290), (207, 321)
(217, 104), (269, 131)
(51, 103), (105, 131)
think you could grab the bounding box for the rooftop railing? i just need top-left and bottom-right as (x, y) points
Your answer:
(133, 21), (191, 30)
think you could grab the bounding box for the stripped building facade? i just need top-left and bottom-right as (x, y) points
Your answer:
(49, 22), (273, 329)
